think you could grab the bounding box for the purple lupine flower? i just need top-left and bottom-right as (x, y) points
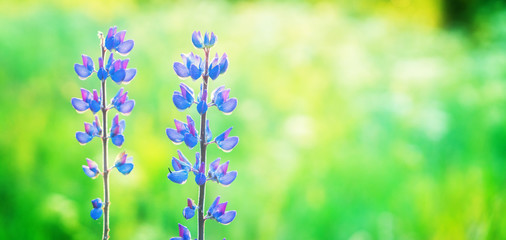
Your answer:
(172, 83), (195, 110)
(167, 150), (192, 184)
(207, 196), (236, 225)
(193, 152), (206, 185)
(76, 116), (102, 145)
(82, 158), (100, 179)
(191, 31), (217, 49)
(211, 86), (237, 114)
(170, 224), (192, 240)
(168, 151), (205, 185)
(111, 88), (135, 115)
(104, 26), (134, 55)
(208, 158), (237, 186)
(90, 198), (103, 220)
(114, 151), (134, 175)
(208, 53), (220, 80)
(74, 54), (95, 80)
(110, 114), (126, 147)
(108, 58), (136, 84)
(182, 198), (196, 220)
(71, 88), (101, 114)
(173, 52), (204, 80)
(214, 127), (239, 152)
(97, 57), (108, 81)
(196, 84), (208, 115)
(166, 115), (198, 149)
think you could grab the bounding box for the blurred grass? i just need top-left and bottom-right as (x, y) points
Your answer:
(1, 0), (506, 239)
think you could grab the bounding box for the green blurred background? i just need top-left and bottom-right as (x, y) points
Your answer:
(1, 0), (506, 239)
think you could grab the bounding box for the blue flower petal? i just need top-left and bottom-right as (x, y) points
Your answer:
(90, 208), (103, 220)
(217, 136), (239, 152)
(173, 62), (190, 78)
(71, 98), (89, 113)
(116, 40), (134, 55)
(218, 98), (237, 114)
(97, 67), (108, 81)
(192, 31), (204, 49)
(173, 92), (192, 110)
(183, 206), (195, 219)
(166, 128), (185, 143)
(74, 64), (92, 80)
(197, 100), (208, 115)
(195, 172), (206, 185)
(179, 224), (191, 239)
(118, 100), (135, 115)
(76, 132), (92, 145)
(111, 134), (124, 147)
(189, 64), (201, 80)
(89, 100), (101, 114)
(116, 162), (134, 175)
(219, 171), (237, 186)
(110, 69), (126, 83)
(184, 134), (198, 149)
(168, 170), (189, 184)
(219, 55), (228, 74)
(216, 210), (236, 225)
(209, 65), (220, 80)
(123, 69), (136, 83)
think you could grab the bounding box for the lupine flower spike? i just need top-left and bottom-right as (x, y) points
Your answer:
(72, 26), (136, 239)
(167, 31), (238, 240)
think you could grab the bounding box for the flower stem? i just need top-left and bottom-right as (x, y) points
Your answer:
(198, 48), (210, 240)
(100, 40), (110, 240)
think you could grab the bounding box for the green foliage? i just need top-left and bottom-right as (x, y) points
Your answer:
(0, 1), (505, 239)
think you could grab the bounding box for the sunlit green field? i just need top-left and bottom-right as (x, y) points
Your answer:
(1, 0), (505, 239)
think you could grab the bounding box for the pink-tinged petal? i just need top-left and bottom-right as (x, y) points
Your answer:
(221, 89), (230, 101)
(84, 122), (92, 134)
(107, 26), (117, 38)
(186, 116), (196, 136)
(217, 161), (229, 175)
(187, 198), (195, 208)
(121, 59), (129, 69)
(215, 127), (232, 142)
(178, 223), (191, 239)
(93, 90), (100, 102)
(209, 158), (220, 173)
(81, 88), (91, 100)
(174, 119), (187, 133)
(207, 196), (221, 215)
(71, 98), (89, 113)
(215, 202), (228, 216)
(115, 30), (126, 42)
(172, 157), (182, 171)
(98, 57), (104, 68)
(87, 158), (98, 169)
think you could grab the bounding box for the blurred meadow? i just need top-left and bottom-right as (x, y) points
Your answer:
(1, 0), (506, 239)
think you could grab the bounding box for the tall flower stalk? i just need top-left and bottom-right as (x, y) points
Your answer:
(72, 26), (136, 240)
(167, 31), (238, 240)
